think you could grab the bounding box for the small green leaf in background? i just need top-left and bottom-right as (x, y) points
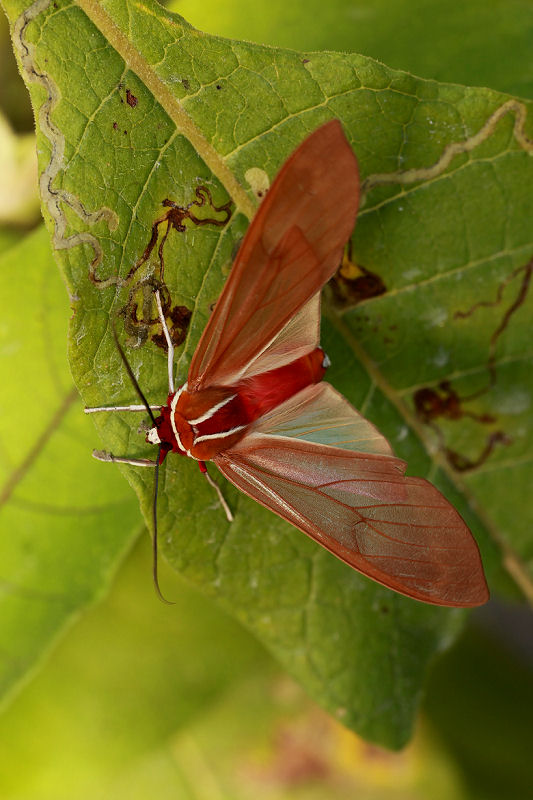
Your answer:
(171, 0), (533, 99)
(0, 535), (267, 800)
(1, 0), (532, 767)
(0, 533), (468, 800)
(0, 226), (140, 709)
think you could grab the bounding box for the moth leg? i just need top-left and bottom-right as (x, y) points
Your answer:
(199, 461), (234, 522)
(85, 404), (161, 414)
(155, 288), (175, 394)
(93, 450), (158, 467)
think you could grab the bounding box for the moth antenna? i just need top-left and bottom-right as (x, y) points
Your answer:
(203, 467), (234, 522)
(111, 320), (157, 425)
(153, 444), (174, 605)
(155, 289), (175, 394)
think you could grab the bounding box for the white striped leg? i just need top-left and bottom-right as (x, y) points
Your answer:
(85, 404), (161, 414)
(93, 450), (157, 467)
(203, 469), (234, 522)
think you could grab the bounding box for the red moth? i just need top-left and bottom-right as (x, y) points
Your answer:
(88, 120), (489, 607)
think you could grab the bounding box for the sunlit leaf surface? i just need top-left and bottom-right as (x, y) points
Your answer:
(0, 226), (140, 709)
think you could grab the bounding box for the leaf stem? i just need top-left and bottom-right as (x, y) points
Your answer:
(76, 0), (256, 220)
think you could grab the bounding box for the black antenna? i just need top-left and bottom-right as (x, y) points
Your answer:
(152, 444), (174, 605)
(110, 320), (173, 603)
(111, 321), (157, 426)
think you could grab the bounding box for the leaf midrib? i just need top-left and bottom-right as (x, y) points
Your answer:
(0, 388), (78, 508)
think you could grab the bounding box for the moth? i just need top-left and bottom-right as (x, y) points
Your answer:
(87, 120), (489, 607)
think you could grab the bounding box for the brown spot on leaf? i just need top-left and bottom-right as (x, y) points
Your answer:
(413, 381), (511, 471)
(444, 432), (512, 472)
(116, 186), (232, 350)
(126, 89), (138, 108)
(123, 186), (232, 287)
(412, 254), (532, 471)
(413, 381), (509, 471)
(414, 381), (496, 425)
(330, 242), (386, 307)
(119, 278), (192, 352)
(151, 302), (192, 351)
(454, 256), (533, 393)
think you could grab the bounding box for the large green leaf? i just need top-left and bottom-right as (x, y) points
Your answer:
(0, 226), (140, 708)
(3, 0), (532, 747)
(171, 0), (533, 99)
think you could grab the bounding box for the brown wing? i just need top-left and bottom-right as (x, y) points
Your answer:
(188, 120), (359, 389)
(215, 427), (489, 607)
(236, 293), (322, 382)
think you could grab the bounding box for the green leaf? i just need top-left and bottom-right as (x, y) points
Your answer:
(424, 618), (533, 799)
(0, 226), (140, 707)
(3, 0), (532, 747)
(0, 535), (464, 800)
(169, 0), (533, 99)
(0, 536), (269, 799)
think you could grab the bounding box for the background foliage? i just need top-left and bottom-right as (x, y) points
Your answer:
(0, 0), (532, 796)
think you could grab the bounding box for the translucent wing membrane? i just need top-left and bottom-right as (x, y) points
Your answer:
(253, 382), (395, 456)
(188, 120), (359, 389)
(216, 412), (488, 606)
(237, 293), (322, 382)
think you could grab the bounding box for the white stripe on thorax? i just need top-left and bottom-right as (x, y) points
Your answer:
(193, 424), (247, 445)
(170, 383), (187, 452)
(188, 393), (237, 425)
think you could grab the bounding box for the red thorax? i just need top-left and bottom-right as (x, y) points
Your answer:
(149, 347), (328, 463)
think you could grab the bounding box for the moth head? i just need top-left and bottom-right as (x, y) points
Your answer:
(144, 405), (177, 459)
(146, 426), (161, 445)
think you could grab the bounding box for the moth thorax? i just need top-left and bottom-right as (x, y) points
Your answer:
(147, 427), (161, 445)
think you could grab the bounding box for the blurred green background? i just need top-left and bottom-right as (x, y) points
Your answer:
(1, 1), (532, 797)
